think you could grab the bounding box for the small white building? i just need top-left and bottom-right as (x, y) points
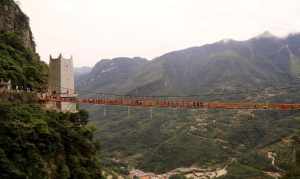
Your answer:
(0, 79), (11, 92)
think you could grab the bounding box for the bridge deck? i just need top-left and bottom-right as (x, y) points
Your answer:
(41, 95), (300, 110)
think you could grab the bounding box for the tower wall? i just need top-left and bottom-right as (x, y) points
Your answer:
(48, 54), (77, 113)
(48, 56), (61, 95)
(60, 57), (75, 95)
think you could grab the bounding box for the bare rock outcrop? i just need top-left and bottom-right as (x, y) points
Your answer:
(0, 0), (36, 51)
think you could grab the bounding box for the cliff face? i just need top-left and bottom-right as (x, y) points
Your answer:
(0, 0), (35, 51)
(0, 0), (47, 90)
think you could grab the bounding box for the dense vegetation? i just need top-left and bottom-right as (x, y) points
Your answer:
(0, 96), (102, 179)
(0, 0), (14, 5)
(77, 33), (300, 98)
(169, 174), (187, 179)
(0, 1), (104, 178)
(89, 105), (300, 175)
(2, 0), (297, 177)
(0, 32), (48, 90)
(0, 26), (102, 179)
(76, 32), (300, 178)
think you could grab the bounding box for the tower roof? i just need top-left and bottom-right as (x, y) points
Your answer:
(50, 53), (73, 61)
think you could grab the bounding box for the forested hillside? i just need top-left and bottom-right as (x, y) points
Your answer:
(0, 1), (103, 178)
(77, 32), (300, 178)
(0, 94), (101, 178)
(0, 0), (47, 90)
(0, 32), (48, 90)
(77, 32), (300, 97)
(76, 57), (147, 95)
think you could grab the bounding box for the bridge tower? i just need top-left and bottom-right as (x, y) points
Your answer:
(47, 54), (77, 113)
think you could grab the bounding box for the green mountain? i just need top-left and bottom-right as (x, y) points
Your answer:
(78, 33), (300, 97)
(0, 0), (48, 90)
(76, 57), (148, 95)
(0, 1), (103, 178)
(77, 33), (300, 177)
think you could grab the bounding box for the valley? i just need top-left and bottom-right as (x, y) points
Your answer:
(75, 32), (300, 178)
(0, 0), (300, 178)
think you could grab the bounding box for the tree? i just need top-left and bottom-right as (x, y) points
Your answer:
(69, 110), (89, 125)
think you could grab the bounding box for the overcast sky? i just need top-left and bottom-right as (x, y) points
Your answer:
(19, 0), (300, 67)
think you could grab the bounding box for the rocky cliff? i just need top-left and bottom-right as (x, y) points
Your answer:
(0, 0), (47, 90)
(0, 1), (103, 178)
(0, 0), (35, 51)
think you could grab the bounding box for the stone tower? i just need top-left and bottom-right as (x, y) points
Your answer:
(48, 54), (77, 113)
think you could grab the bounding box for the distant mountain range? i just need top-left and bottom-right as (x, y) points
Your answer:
(76, 32), (300, 97)
(76, 57), (148, 95)
(75, 66), (92, 76)
(75, 32), (300, 175)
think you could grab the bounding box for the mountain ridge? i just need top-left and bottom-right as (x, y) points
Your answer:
(76, 32), (300, 176)
(77, 32), (300, 97)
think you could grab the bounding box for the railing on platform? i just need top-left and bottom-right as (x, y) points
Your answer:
(40, 95), (300, 110)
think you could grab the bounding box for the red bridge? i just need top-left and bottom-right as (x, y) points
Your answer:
(41, 95), (300, 110)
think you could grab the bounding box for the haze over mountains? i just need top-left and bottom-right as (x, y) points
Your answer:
(1, 0), (300, 178)
(75, 66), (92, 76)
(75, 32), (300, 176)
(76, 32), (300, 97)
